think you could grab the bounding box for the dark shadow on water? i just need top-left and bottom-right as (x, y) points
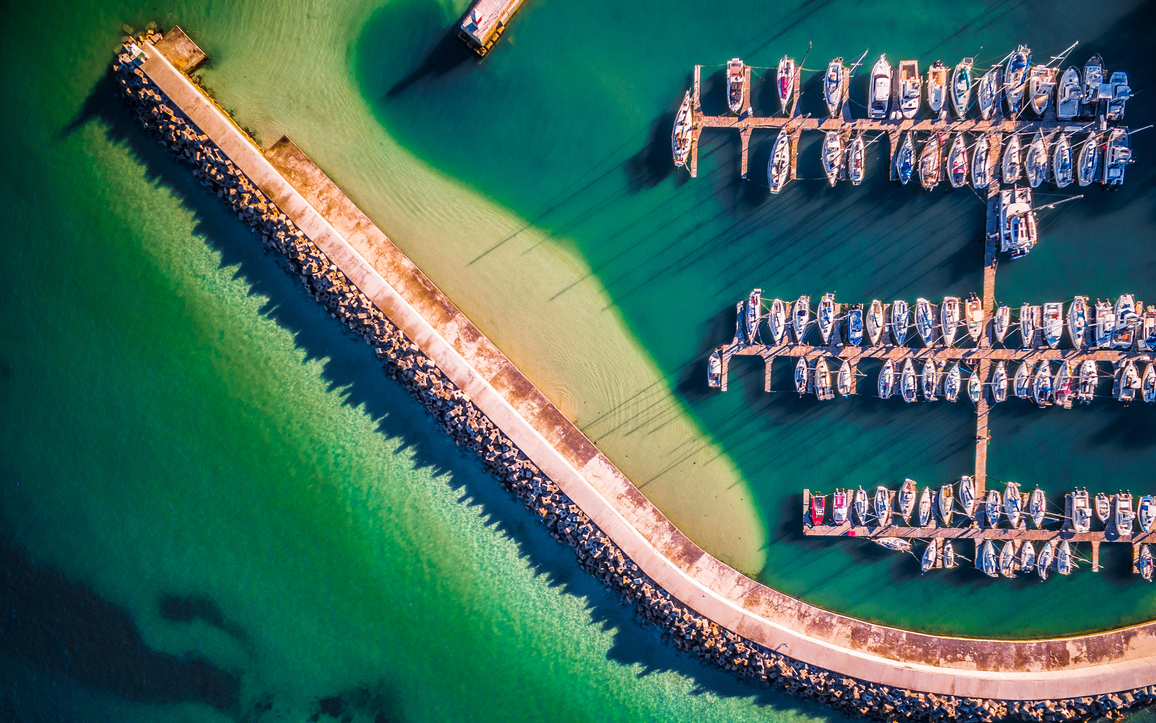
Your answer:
(386, 25), (477, 98)
(160, 594), (249, 643)
(625, 110), (676, 191)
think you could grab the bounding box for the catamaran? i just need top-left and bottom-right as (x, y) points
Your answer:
(822, 130), (843, 187)
(922, 361), (938, 402)
(1014, 361), (1033, 399)
(854, 486), (869, 525)
(767, 298), (786, 344)
(1053, 132), (1073, 188)
(707, 349), (722, 388)
(965, 294), (983, 342)
(1033, 361), (1054, 406)
(794, 357), (808, 395)
(837, 359), (853, 397)
(1055, 361), (1073, 407)
(968, 366), (982, 405)
(1004, 45), (1032, 115)
(817, 293), (836, 344)
(824, 57), (847, 118)
(895, 132), (915, 185)
(1005, 482), (1023, 528)
(672, 92), (693, 168)
(993, 304), (1011, 343)
(1025, 130), (1048, 188)
(777, 55), (796, 112)
(915, 298), (935, 346)
(927, 61), (948, 114)
(977, 66), (999, 120)
(1001, 132), (1022, 183)
(941, 296), (961, 347)
(1077, 133), (1100, 187)
(943, 363), (961, 403)
(848, 133), (865, 186)
(726, 58), (745, 113)
(938, 484), (954, 525)
(1029, 486), (1046, 528)
(1102, 128), (1133, 188)
(1072, 489), (1092, 533)
(1067, 296), (1088, 348)
(918, 487), (932, 527)
(898, 479), (918, 522)
(959, 475), (976, 519)
(768, 129), (792, 194)
(1043, 302), (1063, 348)
(891, 299), (910, 346)
(947, 133), (969, 188)
(832, 489), (849, 524)
(919, 134), (942, 190)
(999, 186), (1037, 260)
(972, 133), (991, 189)
(950, 58), (973, 119)
(992, 360), (1008, 403)
(792, 295), (810, 342)
(1055, 66), (1081, 120)
(875, 486), (893, 526)
(897, 60), (921, 119)
(878, 359), (895, 399)
(1077, 359), (1098, 404)
(865, 300), (884, 346)
(868, 55), (892, 119)
(901, 359), (917, 403)
(744, 288), (762, 344)
(921, 538), (937, 574)
(1037, 540), (1055, 581)
(978, 539), (998, 578)
(1116, 492), (1135, 536)
(1028, 65), (1057, 116)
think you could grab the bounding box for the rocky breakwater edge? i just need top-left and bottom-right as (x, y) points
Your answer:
(112, 33), (1151, 723)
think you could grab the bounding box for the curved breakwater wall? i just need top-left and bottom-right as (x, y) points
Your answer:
(113, 32), (1151, 723)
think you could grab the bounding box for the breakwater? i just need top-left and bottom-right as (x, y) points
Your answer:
(113, 28), (1155, 722)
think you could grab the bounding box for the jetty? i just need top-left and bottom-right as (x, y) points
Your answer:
(457, 0), (527, 56)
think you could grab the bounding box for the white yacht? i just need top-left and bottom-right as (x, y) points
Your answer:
(868, 55), (892, 119)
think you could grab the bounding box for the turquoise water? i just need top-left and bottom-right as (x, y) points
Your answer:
(358, 0), (1156, 637)
(2, 0), (1156, 721)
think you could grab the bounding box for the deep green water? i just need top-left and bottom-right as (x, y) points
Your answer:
(1, 0), (1155, 720)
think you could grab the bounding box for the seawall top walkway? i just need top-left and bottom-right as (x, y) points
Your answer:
(133, 27), (1156, 700)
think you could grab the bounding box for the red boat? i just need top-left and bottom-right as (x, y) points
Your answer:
(810, 493), (827, 526)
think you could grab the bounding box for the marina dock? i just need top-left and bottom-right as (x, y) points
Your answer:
(457, 0), (526, 56)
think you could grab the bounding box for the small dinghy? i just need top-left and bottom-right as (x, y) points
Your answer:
(940, 296), (960, 347)
(777, 56), (796, 112)
(707, 349), (722, 388)
(767, 298), (787, 344)
(1043, 302), (1063, 348)
(868, 55), (892, 119)
(918, 487), (932, 528)
(1053, 132), (1073, 188)
(921, 538), (938, 574)
(814, 358), (833, 400)
(1137, 495), (1155, 533)
(915, 298), (935, 346)
(891, 300), (910, 345)
(1072, 490), (1092, 533)
(837, 359), (854, 397)
(1054, 361), (1073, 407)
(919, 134), (942, 190)
(1029, 486), (1046, 528)
(822, 130), (843, 186)
(1002, 132), (1022, 183)
(848, 133), (866, 186)
(898, 479), (918, 523)
(877, 359), (895, 399)
(1077, 133), (1100, 187)
(792, 295), (810, 342)
(1141, 545), (1154, 582)
(895, 132), (916, 185)
(1095, 492), (1111, 525)
(1067, 296), (1088, 348)
(977, 66), (999, 120)
(1142, 363), (1156, 404)
(1020, 541), (1036, 574)
(922, 361), (939, 402)
(672, 92), (693, 168)
(1037, 540), (1055, 581)
(947, 133), (969, 188)
(1077, 359), (1097, 404)
(971, 133), (992, 189)
(1014, 361), (1033, 399)
(745, 288), (762, 344)
(993, 304), (1011, 343)
(845, 305), (864, 346)
(992, 361), (1008, 403)
(810, 492), (826, 525)
(874, 537), (910, 552)
(865, 300), (884, 346)
(1033, 361), (1053, 407)
(943, 363), (961, 403)
(986, 488), (1002, 527)
(1005, 482), (1022, 528)
(1056, 540), (1073, 575)
(824, 57), (847, 118)
(1028, 65), (1056, 116)
(794, 357), (809, 396)
(875, 486), (893, 526)
(999, 541), (1017, 578)
(1025, 130), (1048, 188)
(965, 294), (983, 342)
(768, 129), (792, 194)
(968, 366), (983, 405)
(817, 293), (836, 344)
(901, 359), (918, 403)
(1004, 45), (1032, 116)
(950, 58), (973, 119)
(927, 61), (948, 114)
(959, 475), (976, 519)
(942, 540), (956, 569)
(726, 58), (745, 114)
(939, 484), (954, 525)
(854, 486), (869, 525)
(978, 539), (998, 578)
(832, 489), (849, 524)
(1117, 492), (1135, 536)
(1055, 66), (1081, 120)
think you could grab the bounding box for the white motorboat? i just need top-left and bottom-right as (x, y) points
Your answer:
(1037, 540), (1055, 580)
(1141, 310), (1156, 352)
(942, 541), (956, 569)
(814, 357), (833, 400)
(985, 488), (1001, 527)
(1020, 541), (1036, 574)
(1004, 45), (1031, 116)
(777, 55), (796, 112)
(824, 57), (847, 118)
(1095, 492), (1111, 525)
(978, 539), (998, 578)
(950, 58), (973, 119)
(1113, 294), (1139, 349)
(832, 488), (849, 524)
(875, 486), (893, 526)
(992, 361), (1008, 403)
(1116, 492), (1135, 536)
(1118, 359), (1141, 404)
(897, 60), (921, 119)
(767, 298), (787, 344)
(1028, 65), (1056, 116)
(854, 486), (869, 525)
(967, 366), (982, 405)
(822, 130), (843, 186)
(768, 129), (792, 194)
(915, 298), (935, 346)
(726, 58), (745, 113)
(1082, 54), (1103, 110)
(1055, 66), (1081, 120)
(972, 133), (991, 189)
(794, 356), (809, 395)
(922, 361), (938, 402)
(1042, 302), (1063, 349)
(1143, 363), (1156, 404)
(792, 294), (811, 342)
(938, 484), (954, 525)
(977, 66), (999, 120)
(1076, 359), (1097, 404)
(940, 296), (960, 347)
(745, 288), (762, 344)
(1053, 132), (1073, 188)
(1001, 132), (1022, 183)
(1077, 133), (1100, 187)
(918, 133), (942, 190)
(895, 132), (915, 185)
(965, 294), (983, 342)
(1067, 296), (1088, 348)
(927, 61), (948, 114)
(672, 91), (693, 168)
(868, 55), (892, 119)
(943, 363), (961, 403)
(1033, 361), (1053, 407)
(947, 133), (968, 188)
(1072, 489), (1092, 534)
(959, 475), (976, 519)
(865, 300), (884, 346)
(1025, 130), (1048, 188)
(1056, 540), (1073, 575)
(1093, 299), (1114, 348)
(837, 359), (854, 397)
(1102, 128), (1133, 188)
(891, 299), (910, 346)
(848, 133), (865, 186)
(1014, 361), (1033, 399)
(817, 293), (836, 344)
(1106, 70), (1132, 121)
(993, 304), (1011, 343)
(999, 186), (1038, 260)
(900, 359), (917, 403)
(1141, 545), (1154, 582)
(898, 478), (917, 522)
(918, 487), (932, 527)
(1054, 361), (1073, 407)
(1004, 482), (1022, 528)
(1029, 486), (1046, 528)
(877, 359), (895, 399)
(921, 538), (937, 573)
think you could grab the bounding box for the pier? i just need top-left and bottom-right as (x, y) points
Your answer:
(457, 0), (527, 56)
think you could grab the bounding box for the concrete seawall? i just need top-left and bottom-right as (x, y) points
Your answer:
(113, 26), (1156, 721)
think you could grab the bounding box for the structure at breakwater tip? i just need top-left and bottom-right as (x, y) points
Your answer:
(457, 0), (527, 57)
(114, 25), (1156, 723)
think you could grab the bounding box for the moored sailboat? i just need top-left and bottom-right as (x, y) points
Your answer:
(1143, 363), (1156, 404)
(1068, 296), (1088, 348)
(971, 133), (991, 189)
(824, 57), (847, 118)
(1002, 132), (1022, 183)
(1004, 45), (1032, 116)
(1014, 361), (1033, 399)
(1037, 540), (1055, 580)
(959, 475), (976, 519)
(837, 359), (853, 397)
(1053, 132), (1073, 188)
(1025, 130), (1048, 188)
(878, 359), (895, 399)
(744, 288), (762, 344)
(848, 133), (865, 186)
(1077, 359), (1098, 404)
(672, 91), (693, 168)
(875, 486), (893, 526)
(777, 55), (796, 112)
(707, 348), (722, 388)
(792, 294), (810, 342)
(922, 360), (938, 402)
(993, 304), (1011, 343)
(1093, 299), (1115, 348)
(1055, 66), (1081, 120)
(898, 479), (918, 522)
(965, 294), (983, 342)
(1033, 361), (1054, 407)
(854, 486), (869, 525)
(1030, 486), (1046, 528)
(950, 58), (973, 119)
(948, 133), (969, 188)
(1056, 540), (1073, 575)
(1082, 54), (1104, 112)
(865, 300), (884, 346)
(999, 540), (1016, 578)
(1020, 541), (1037, 574)
(891, 299), (910, 346)
(768, 129), (792, 194)
(1054, 361), (1073, 407)
(895, 132), (915, 185)
(794, 357), (809, 396)
(918, 134), (942, 190)
(1028, 65), (1057, 116)
(918, 487), (932, 527)
(940, 296), (961, 347)
(1005, 482), (1022, 528)
(814, 357), (833, 400)
(817, 293), (836, 344)
(821, 130), (843, 187)
(921, 538), (938, 573)
(1141, 545), (1154, 582)
(978, 539), (998, 578)
(977, 66), (999, 120)
(986, 488), (1002, 527)
(938, 484), (954, 525)
(1020, 303), (1039, 349)
(1138, 496), (1156, 534)
(943, 363), (961, 403)
(1043, 302), (1063, 348)
(942, 540), (956, 569)
(968, 366), (983, 405)
(767, 298), (787, 344)
(901, 359), (917, 403)
(915, 298), (935, 346)
(1077, 133), (1100, 187)
(992, 361), (1008, 403)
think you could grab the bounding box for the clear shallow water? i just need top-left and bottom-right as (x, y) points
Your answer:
(357, 0), (1156, 637)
